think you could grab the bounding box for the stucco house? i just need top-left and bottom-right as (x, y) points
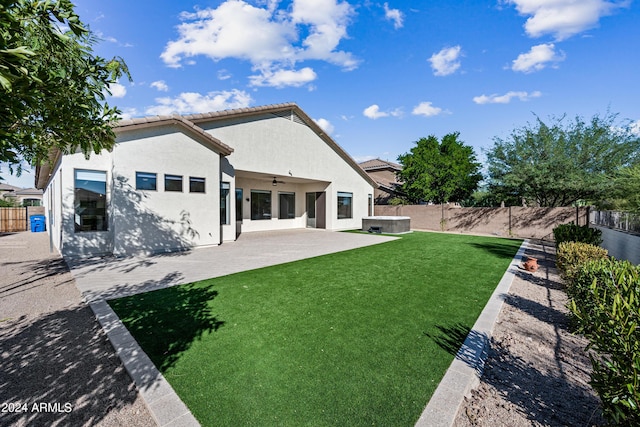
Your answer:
(358, 158), (404, 205)
(36, 103), (375, 258)
(0, 183), (20, 201)
(0, 183), (43, 206)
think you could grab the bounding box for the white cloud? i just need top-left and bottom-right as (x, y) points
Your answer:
(630, 120), (640, 136)
(511, 43), (565, 73)
(412, 102), (444, 117)
(473, 90), (542, 104)
(429, 46), (462, 76)
(290, 0), (358, 69)
(161, 0), (358, 88)
(96, 31), (118, 43)
(353, 155), (376, 163)
(249, 67), (317, 88)
(314, 118), (335, 134)
(161, 2), (295, 67)
(363, 104), (387, 119)
(384, 3), (404, 29)
(363, 104), (402, 119)
(108, 82), (127, 98)
(150, 80), (169, 92)
(218, 69), (232, 80)
(505, 0), (628, 40)
(118, 107), (139, 120)
(96, 31), (133, 47)
(145, 89), (253, 115)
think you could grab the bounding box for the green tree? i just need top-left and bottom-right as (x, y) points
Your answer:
(611, 164), (640, 213)
(0, 198), (17, 207)
(397, 133), (482, 204)
(486, 113), (640, 207)
(1, 0), (130, 179)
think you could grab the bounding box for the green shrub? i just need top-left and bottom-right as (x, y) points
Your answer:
(556, 242), (608, 284)
(568, 258), (640, 425)
(553, 223), (603, 247)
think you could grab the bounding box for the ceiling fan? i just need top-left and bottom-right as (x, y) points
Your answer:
(272, 177), (286, 186)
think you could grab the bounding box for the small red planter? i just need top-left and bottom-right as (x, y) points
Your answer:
(523, 256), (539, 272)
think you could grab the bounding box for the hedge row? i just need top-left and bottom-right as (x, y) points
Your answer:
(553, 223), (603, 247)
(555, 233), (640, 425)
(556, 241), (608, 284)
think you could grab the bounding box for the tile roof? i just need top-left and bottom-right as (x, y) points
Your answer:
(14, 188), (43, 196)
(183, 102), (298, 122)
(358, 158), (402, 171)
(0, 183), (21, 192)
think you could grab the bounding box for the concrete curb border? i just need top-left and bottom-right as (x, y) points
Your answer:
(90, 300), (200, 427)
(415, 239), (529, 427)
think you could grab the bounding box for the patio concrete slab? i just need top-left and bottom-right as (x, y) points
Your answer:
(69, 229), (396, 302)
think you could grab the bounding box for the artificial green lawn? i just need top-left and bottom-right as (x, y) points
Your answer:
(109, 232), (522, 426)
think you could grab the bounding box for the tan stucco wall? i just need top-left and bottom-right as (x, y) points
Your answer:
(42, 111), (375, 256)
(201, 114), (374, 231)
(112, 126), (222, 255)
(375, 205), (589, 239)
(45, 125), (223, 257)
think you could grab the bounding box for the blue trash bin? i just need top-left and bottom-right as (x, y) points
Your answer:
(30, 215), (46, 232)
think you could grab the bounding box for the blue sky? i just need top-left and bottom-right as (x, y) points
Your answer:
(4, 0), (640, 188)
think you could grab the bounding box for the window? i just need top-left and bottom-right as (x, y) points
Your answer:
(190, 176), (205, 193)
(235, 188), (243, 222)
(221, 182), (230, 225)
(337, 192), (352, 219)
(22, 199), (41, 207)
(165, 174), (183, 192)
(136, 172), (157, 191)
(75, 169), (108, 232)
(251, 190), (271, 220)
(279, 192), (295, 219)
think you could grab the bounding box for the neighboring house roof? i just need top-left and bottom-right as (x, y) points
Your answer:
(359, 158), (402, 172)
(15, 188), (43, 196)
(0, 183), (20, 192)
(36, 102), (376, 190)
(358, 158), (403, 192)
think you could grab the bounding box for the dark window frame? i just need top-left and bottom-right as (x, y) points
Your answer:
(189, 176), (206, 193)
(136, 171), (157, 191)
(235, 188), (243, 222)
(251, 190), (272, 220)
(221, 182), (230, 225)
(164, 174), (183, 192)
(74, 169), (108, 232)
(278, 192), (296, 219)
(337, 191), (353, 219)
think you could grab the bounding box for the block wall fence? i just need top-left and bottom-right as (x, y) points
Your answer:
(374, 205), (589, 240)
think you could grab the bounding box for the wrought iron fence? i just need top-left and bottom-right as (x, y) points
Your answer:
(590, 210), (640, 234)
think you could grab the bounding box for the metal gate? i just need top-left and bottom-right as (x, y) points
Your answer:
(0, 207), (27, 232)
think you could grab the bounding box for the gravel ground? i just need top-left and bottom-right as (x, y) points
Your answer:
(454, 240), (605, 426)
(0, 231), (155, 427)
